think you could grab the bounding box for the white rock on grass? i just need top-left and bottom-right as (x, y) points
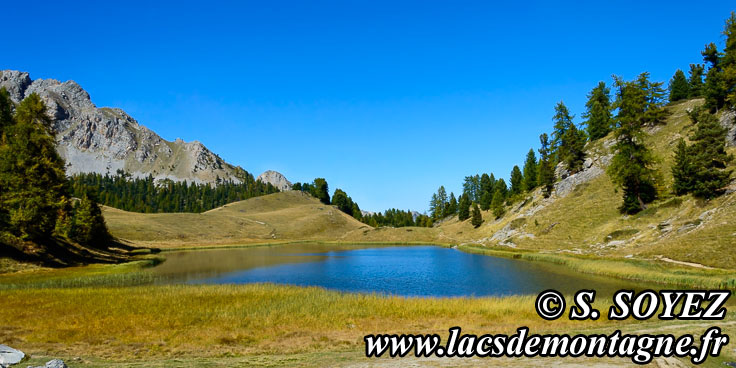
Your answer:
(0, 344), (24, 366)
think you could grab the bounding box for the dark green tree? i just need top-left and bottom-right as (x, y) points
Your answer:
(537, 133), (555, 198)
(0, 93), (70, 241)
(668, 69), (690, 102)
(551, 101), (586, 172)
(491, 185), (506, 219)
(70, 190), (112, 247)
(582, 82), (613, 141)
(704, 66), (727, 112)
(638, 72), (669, 125)
(509, 165), (523, 196)
(522, 149), (537, 192)
(0, 88), (12, 135)
(446, 192), (458, 216)
(672, 108), (732, 198)
(457, 193), (471, 221)
(672, 139), (697, 196)
(688, 64), (705, 98)
(470, 203), (483, 228)
(608, 76), (658, 214)
(331, 189), (352, 215)
(462, 175), (481, 203)
(311, 178), (330, 205)
(480, 190), (492, 211)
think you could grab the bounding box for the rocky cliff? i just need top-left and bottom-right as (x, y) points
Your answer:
(256, 170), (292, 191)
(0, 70), (248, 184)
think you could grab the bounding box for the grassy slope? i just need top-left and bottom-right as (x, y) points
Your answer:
(104, 190), (443, 248)
(434, 99), (736, 269)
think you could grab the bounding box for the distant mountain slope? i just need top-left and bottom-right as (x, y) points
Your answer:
(0, 70), (248, 184)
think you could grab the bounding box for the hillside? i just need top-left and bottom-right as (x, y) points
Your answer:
(0, 70), (251, 184)
(104, 191), (372, 247)
(103, 99), (736, 269)
(434, 99), (736, 269)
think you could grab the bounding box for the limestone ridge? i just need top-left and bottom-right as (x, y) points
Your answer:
(257, 170), (292, 191)
(0, 70), (248, 184)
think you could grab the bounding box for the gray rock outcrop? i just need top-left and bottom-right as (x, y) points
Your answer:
(720, 110), (736, 147)
(256, 170), (292, 191)
(27, 359), (67, 368)
(0, 70), (247, 185)
(0, 344), (24, 367)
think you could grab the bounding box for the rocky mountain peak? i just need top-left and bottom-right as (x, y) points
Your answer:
(257, 170), (292, 191)
(0, 70), (251, 185)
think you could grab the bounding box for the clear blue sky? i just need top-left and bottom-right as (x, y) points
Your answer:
(4, 1), (734, 212)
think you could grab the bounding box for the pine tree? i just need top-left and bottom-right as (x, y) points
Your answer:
(311, 178), (330, 204)
(722, 12), (736, 109)
(582, 82), (613, 141)
(457, 193), (471, 221)
(688, 64), (705, 98)
(668, 69), (690, 102)
(331, 189), (352, 215)
(638, 72), (669, 125)
(537, 133), (555, 198)
(70, 190), (112, 247)
(0, 88), (12, 135)
(480, 190), (492, 211)
(509, 165), (523, 196)
(491, 186), (505, 219)
(672, 139), (697, 195)
(446, 192), (458, 216)
(704, 66), (727, 112)
(672, 108), (733, 198)
(470, 203), (483, 228)
(608, 76), (658, 214)
(0, 93), (71, 241)
(522, 149), (537, 192)
(551, 101), (586, 172)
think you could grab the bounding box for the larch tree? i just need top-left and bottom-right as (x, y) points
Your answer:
(582, 82), (613, 141)
(608, 76), (658, 214)
(668, 69), (690, 102)
(522, 148), (538, 192)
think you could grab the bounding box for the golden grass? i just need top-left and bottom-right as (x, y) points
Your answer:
(2, 283), (630, 360)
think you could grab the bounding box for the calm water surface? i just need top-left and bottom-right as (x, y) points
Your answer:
(153, 244), (648, 297)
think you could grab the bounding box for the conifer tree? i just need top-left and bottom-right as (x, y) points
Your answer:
(480, 190), (492, 211)
(668, 69), (690, 102)
(311, 178), (330, 204)
(688, 64), (705, 98)
(551, 101), (586, 172)
(537, 133), (555, 198)
(704, 67), (726, 112)
(491, 186), (505, 219)
(0, 93), (70, 240)
(522, 149), (537, 192)
(471, 203), (483, 228)
(446, 192), (458, 216)
(672, 139), (697, 196)
(479, 173), (493, 210)
(608, 76), (658, 214)
(582, 82), (613, 141)
(509, 165), (523, 196)
(71, 190), (112, 247)
(672, 108), (732, 198)
(457, 193), (471, 221)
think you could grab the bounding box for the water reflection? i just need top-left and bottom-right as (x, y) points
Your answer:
(153, 244), (650, 297)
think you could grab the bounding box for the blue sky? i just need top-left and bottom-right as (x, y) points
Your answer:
(4, 1), (734, 212)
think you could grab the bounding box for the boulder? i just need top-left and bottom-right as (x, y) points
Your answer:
(0, 344), (25, 366)
(27, 359), (67, 368)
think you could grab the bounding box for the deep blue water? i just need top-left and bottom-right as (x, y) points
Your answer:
(154, 245), (644, 297)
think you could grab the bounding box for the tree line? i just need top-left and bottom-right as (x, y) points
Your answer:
(428, 12), (735, 222)
(68, 171), (278, 213)
(292, 179), (432, 228)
